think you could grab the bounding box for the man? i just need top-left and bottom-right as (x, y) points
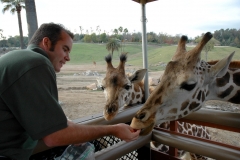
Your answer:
(0, 23), (140, 159)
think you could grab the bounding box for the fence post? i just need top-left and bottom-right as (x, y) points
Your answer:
(169, 121), (178, 157)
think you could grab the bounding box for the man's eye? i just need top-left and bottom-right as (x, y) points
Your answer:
(180, 82), (197, 91)
(124, 85), (131, 90)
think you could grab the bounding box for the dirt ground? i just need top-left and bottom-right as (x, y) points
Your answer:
(58, 64), (240, 148)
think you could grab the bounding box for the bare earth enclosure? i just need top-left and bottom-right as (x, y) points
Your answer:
(58, 64), (240, 148)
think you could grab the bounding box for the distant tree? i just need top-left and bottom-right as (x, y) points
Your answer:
(100, 33), (107, 43)
(0, 29), (5, 39)
(73, 33), (80, 41)
(90, 33), (97, 43)
(83, 34), (91, 43)
(234, 37), (240, 48)
(79, 26), (84, 35)
(106, 38), (120, 56)
(1, 0), (25, 49)
(113, 29), (118, 36)
(25, 0), (38, 41)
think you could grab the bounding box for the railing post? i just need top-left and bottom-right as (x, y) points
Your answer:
(169, 121), (178, 157)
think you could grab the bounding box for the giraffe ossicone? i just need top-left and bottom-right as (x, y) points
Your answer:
(130, 32), (236, 135)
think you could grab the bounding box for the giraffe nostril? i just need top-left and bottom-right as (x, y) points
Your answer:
(107, 108), (113, 113)
(107, 104), (117, 114)
(136, 113), (145, 120)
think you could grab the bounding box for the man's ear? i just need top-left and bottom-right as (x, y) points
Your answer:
(42, 37), (51, 50)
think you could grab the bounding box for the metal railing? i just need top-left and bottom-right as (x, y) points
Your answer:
(32, 104), (240, 160)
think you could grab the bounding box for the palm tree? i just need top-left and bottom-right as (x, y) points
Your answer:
(1, 0), (25, 49)
(79, 26), (84, 35)
(106, 38), (120, 56)
(25, 0), (38, 41)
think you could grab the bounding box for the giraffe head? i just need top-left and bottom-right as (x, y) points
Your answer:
(130, 32), (235, 135)
(100, 53), (147, 121)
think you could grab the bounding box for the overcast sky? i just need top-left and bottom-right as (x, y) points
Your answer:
(0, 0), (240, 39)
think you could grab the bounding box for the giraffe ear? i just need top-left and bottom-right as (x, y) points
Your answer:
(210, 52), (235, 78)
(129, 69), (147, 83)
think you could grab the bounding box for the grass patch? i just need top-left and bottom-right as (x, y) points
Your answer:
(70, 43), (240, 71)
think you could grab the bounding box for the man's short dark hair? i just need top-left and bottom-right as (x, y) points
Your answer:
(29, 23), (74, 51)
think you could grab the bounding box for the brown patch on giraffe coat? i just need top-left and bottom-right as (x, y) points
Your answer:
(167, 82), (171, 87)
(197, 128), (203, 137)
(218, 85), (234, 98)
(134, 85), (140, 92)
(124, 96), (127, 101)
(201, 91), (205, 102)
(192, 88), (199, 99)
(168, 108), (177, 114)
(184, 111), (188, 115)
(216, 72), (230, 87)
(197, 91), (202, 101)
(129, 100), (133, 104)
(188, 130), (193, 135)
(233, 72), (240, 86)
(154, 95), (162, 106)
(178, 125), (183, 133)
(189, 102), (200, 111)
(229, 90), (240, 104)
(132, 92), (135, 100)
(206, 90), (209, 97)
(181, 100), (189, 111)
(136, 94), (140, 99)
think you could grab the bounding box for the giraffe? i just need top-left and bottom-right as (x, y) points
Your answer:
(100, 53), (211, 159)
(100, 53), (151, 121)
(130, 32), (236, 137)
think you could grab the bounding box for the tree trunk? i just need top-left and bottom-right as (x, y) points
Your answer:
(25, 0), (38, 41)
(17, 10), (24, 49)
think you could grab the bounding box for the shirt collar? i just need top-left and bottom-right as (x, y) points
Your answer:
(27, 44), (49, 59)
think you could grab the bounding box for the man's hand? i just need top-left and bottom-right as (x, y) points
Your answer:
(111, 123), (141, 142)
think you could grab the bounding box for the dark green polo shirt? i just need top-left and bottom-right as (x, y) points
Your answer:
(0, 45), (67, 160)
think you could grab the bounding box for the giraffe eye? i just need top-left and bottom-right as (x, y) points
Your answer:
(124, 84), (131, 90)
(180, 82), (197, 91)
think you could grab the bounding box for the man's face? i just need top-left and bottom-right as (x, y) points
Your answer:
(47, 31), (73, 72)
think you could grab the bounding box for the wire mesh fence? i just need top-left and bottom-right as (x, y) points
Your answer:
(30, 135), (139, 160)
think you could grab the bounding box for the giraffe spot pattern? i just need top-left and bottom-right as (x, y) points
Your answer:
(136, 94), (140, 99)
(201, 91), (205, 102)
(168, 108), (177, 114)
(218, 85), (234, 98)
(197, 91), (202, 101)
(131, 92), (135, 100)
(189, 102), (200, 111)
(229, 90), (240, 104)
(192, 88), (199, 99)
(184, 111), (188, 115)
(129, 100), (133, 104)
(216, 72), (230, 87)
(233, 72), (240, 86)
(181, 100), (189, 111)
(124, 95), (128, 101)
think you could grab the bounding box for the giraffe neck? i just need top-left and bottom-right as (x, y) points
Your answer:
(207, 64), (240, 104)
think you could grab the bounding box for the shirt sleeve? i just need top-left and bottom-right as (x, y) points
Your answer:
(1, 64), (67, 140)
